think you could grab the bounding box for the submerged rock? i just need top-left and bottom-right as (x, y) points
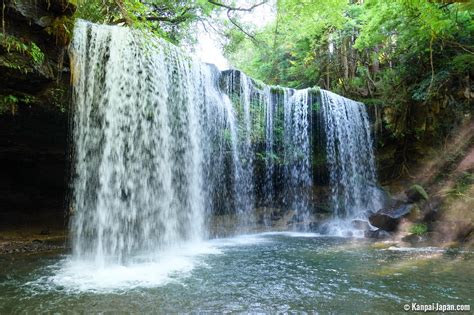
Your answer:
(369, 204), (416, 231)
(405, 184), (429, 203)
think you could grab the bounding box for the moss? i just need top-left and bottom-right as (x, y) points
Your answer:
(269, 86), (285, 95)
(312, 101), (321, 112)
(307, 86), (320, 95)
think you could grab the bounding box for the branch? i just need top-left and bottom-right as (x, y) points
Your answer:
(115, 0), (133, 25)
(226, 9), (260, 44)
(115, 7), (195, 25)
(145, 9), (192, 24)
(208, 0), (269, 12)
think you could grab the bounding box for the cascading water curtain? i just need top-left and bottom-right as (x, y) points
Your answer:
(283, 89), (313, 225)
(321, 89), (380, 218)
(263, 86), (274, 205)
(223, 71), (314, 228)
(70, 20), (379, 263)
(70, 20), (237, 264)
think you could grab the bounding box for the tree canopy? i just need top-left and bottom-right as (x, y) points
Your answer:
(224, 0), (473, 176)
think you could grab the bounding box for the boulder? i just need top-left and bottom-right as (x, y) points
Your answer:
(369, 204), (416, 231)
(401, 233), (427, 244)
(405, 184), (429, 203)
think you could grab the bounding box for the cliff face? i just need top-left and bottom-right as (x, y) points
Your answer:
(0, 0), (75, 229)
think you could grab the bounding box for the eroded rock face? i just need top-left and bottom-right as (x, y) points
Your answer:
(0, 0), (75, 91)
(0, 0), (75, 229)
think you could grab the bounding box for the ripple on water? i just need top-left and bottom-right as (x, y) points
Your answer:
(0, 233), (471, 313)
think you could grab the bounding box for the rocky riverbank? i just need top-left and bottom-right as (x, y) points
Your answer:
(0, 227), (68, 255)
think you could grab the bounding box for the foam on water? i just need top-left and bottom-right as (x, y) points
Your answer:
(36, 242), (219, 292)
(36, 234), (273, 292)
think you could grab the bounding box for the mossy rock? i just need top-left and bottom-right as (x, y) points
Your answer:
(406, 184), (429, 203)
(0, 52), (54, 93)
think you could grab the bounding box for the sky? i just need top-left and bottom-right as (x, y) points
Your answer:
(194, 0), (275, 70)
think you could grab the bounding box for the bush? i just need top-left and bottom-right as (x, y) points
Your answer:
(409, 223), (428, 236)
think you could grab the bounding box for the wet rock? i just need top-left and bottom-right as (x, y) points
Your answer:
(405, 184), (429, 203)
(351, 219), (370, 231)
(0, 48), (55, 93)
(364, 229), (392, 239)
(7, 0), (75, 27)
(369, 204), (416, 231)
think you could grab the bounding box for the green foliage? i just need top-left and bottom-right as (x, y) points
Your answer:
(0, 93), (38, 115)
(448, 172), (474, 198)
(45, 16), (75, 45)
(224, 0), (473, 177)
(75, 0), (217, 43)
(0, 33), (45, 65)
(409, 223), (428, 236)
(30, 43), (45, 64)
(1, 94), (19, 115)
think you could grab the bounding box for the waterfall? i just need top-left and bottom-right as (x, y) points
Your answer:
(283, 89), (313, 226)
(320, 89), (380, 218)
(224, 74), (314, 228)
(70, 21), (382, 265)
(234, 72), (256, 225)
(70, 20), (239, 264)
(263, 86), (274, 205)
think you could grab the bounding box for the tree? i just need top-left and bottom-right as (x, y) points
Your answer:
(224, 0), (473, 178)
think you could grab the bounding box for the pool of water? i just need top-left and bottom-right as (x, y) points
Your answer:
(0, 232), (472, 313)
